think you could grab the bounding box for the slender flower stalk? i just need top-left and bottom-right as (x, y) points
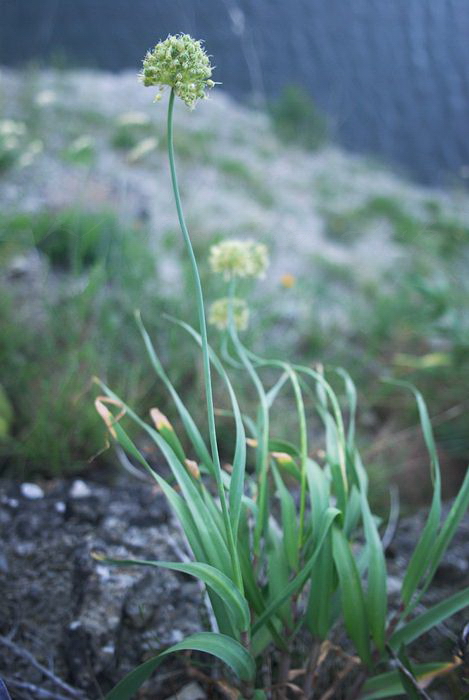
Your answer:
(166, 89), (243, 593)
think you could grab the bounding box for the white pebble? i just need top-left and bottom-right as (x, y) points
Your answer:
(69, 479), (92, 499)
(21, 483), (44, 500)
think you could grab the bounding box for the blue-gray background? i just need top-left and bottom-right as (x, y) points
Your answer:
(1, 0), (468, 186)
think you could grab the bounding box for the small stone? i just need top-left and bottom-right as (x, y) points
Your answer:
(165, 682), (206, 700)
(69, 480), (92, 499)
(14, 542), (35, 557)
(20, 483), (44, 500)
(96, 564), (111, 581)
(55, 501), (66, 514)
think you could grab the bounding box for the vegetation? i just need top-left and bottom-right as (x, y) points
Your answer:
(89, 36), (469, 700)
(269, 85), (329, 151)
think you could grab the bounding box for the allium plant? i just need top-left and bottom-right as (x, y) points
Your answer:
(95, 35), (469, 700)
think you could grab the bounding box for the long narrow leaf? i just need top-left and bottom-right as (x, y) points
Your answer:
(305, 459), (330, 542)
(389, 586), (469, 650)
(272, 464), (299, 571)
(96, 557), (249, 632)
(418, 465), (469, 598)
(306, 532), (334, 639)
(360, 488), (387, 652)
(106, 632), (256, 699)
(385, 381), (442, 609)
(332, 526), (371, 665)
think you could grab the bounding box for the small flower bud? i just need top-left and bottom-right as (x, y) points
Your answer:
(208, 297), (249, 332)
(185, 459), (200, 479)
(150, 408), (173, 432)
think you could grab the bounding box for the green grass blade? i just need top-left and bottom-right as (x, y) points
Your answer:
(418, 465), (469, 597)
(272, 464), (299, 571)
(229, 329), (270, 553)
(343, 485), (362, 537)
(360, 490), (387, 652)
(267, 522), (293, 628)
(385, 382), (442, 608)
(95, 557), (250, 632)
(389, 586), (469, 650)
(106, 632), (256, 698)
(306, 532), (334, 639)
(332, 526), (371, 665)
(268, 439), (300, 458)
(333, 367), (357, 447)
(305, 459), (330, 542)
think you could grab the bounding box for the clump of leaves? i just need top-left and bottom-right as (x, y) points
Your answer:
(269, 85), (329, 151)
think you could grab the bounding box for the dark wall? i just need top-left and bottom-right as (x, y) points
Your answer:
(1, 0), (469, 186)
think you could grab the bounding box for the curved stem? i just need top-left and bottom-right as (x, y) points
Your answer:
(167, 89), (242, 591)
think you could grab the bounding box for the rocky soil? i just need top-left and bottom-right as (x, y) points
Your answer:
(0, 472), (468, 700)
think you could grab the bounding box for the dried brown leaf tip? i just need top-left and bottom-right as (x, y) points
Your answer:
(94, 396), (126, 439)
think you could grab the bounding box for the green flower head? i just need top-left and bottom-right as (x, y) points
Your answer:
(209, 298), (249, 332)
(209, 240), (269, 281)
(141, 34), (215, 109)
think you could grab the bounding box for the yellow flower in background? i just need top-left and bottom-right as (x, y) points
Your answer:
(280, 273), (296, 288)
(208, 297), (249, 331)
(140, 34), (215, 109)
(209, 239), (269, 280)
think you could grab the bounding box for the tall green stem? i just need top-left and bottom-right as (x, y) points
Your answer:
(227, 280), (269, 555)
(167, 89), (242, 591)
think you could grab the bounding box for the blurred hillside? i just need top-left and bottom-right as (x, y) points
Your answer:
(1, 1), (469, 184)
(0, 68), (468, 501)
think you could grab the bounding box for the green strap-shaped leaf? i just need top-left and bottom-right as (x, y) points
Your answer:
(361, 663), (453, 700)
(267, 522), (293, 628)
(333, 367), (357, 448)
(332, 526), (371, 665)
(360, 489), (387, 652)
(306, 532), (334, 639)
(389, 586), (469, 650)
(106, 632), (256, 699)
(97, 557), (250, 632)
(272, 464), (299, 571)
(385, 381), (441, 608)
(305, 459), (330, 542)
(417, 465), (469, 599)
